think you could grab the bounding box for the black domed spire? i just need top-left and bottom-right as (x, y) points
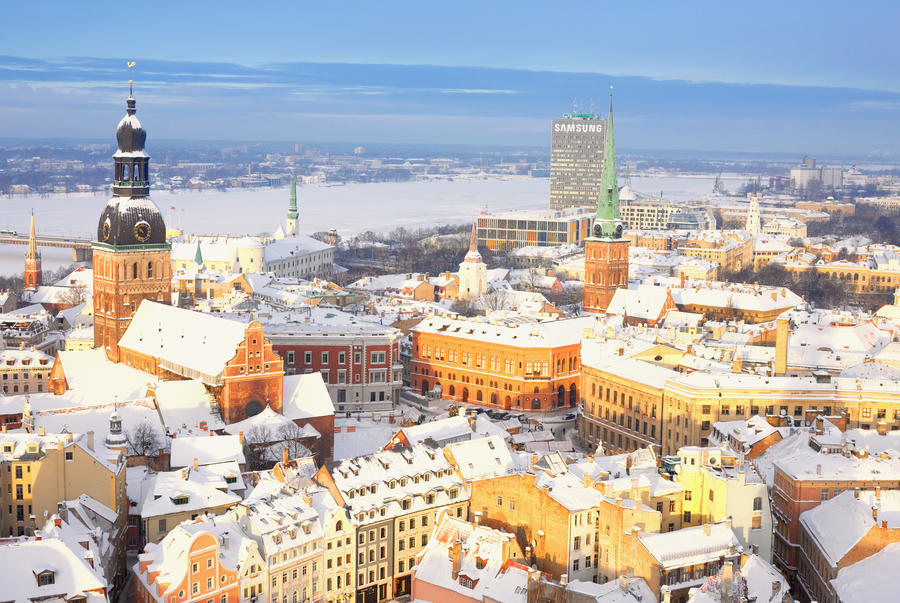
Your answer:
(116, 89), (147, 155)
(95, 87), (167, 248)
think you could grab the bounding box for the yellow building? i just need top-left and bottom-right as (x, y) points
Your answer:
(673, 447), (773, 562)
(679, 231), (753, 274)
(0, 428), (128, 590)
(579, 337), (900, 457)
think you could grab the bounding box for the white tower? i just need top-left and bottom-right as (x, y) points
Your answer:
(458, 221), (487, 301)
(746, 195), (761, 236)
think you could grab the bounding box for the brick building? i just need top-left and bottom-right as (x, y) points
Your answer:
(92, 90), (172, 362)
(117, 301), (284, 424)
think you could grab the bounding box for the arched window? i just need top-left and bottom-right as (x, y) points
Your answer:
(753, 497), (763, 511)
(132, 262), (138, 279)
(449, 385), (455, 397)
(476, 390), (483, 402)
(335, 520), (343, 532)
(147, 262), (153, 278)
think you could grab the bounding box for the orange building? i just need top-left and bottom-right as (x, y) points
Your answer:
(135, 517), (255, 603)
(411, 315), (598, 412)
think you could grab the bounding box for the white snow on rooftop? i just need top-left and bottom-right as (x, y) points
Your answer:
(118, 301), (246, 383)
(832, 541), (900, 603)
(170, 434), (245, 468)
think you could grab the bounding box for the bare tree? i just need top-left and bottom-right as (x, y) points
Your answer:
(126, 422), (161, 457)
(480, 289), (516, 313)
(278, 422), (315, 460)
(242, 425), (274, 471)
(59, 284), (88, 307)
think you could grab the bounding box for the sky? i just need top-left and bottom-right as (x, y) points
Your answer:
(1, 0), (899, 156)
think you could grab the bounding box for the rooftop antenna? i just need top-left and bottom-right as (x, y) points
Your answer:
(589, 97), (594, 116)
(573, 95), (577, 115)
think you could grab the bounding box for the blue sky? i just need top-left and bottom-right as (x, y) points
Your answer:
(2, 1), (899, 156)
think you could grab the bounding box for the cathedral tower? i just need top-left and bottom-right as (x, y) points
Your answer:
(583, 91), (629, 314)
(92, 85), (171, 361)
(24, 211), (42, 291)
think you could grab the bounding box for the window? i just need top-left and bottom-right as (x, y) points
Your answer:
(370, 351), (386, 364)
(287, 351), (295, 365)
(496, 496), (503, 507)
(192, 562), (199, 574)
(339, 352), (346, 364)
(753, 497), (763, 511)
(708, 489), (714, 502)
(701, 405), (711, 415)
(683, 511), (691, 523)
(684, 491), (692, 501)
(752, 515), (762, 529)
(322, 352), (329, 364)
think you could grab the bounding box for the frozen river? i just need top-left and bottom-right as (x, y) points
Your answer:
(0, 173), (748, 276)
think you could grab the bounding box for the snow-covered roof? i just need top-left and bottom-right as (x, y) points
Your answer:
(606, 286), (673, 320)
(567, 577), (656, 602)
(446, 435), (518, 481)
(0, 537), (107, 602)
(832, 541), (900, 603)
(118, 301), (247, 382)
(140, 469), (242, 519)
(153, 379), (224, 437)
(412, 514), (520, 600)
(639, 522), (740, 569)
(170, 435), (245, 468)
(282, 372), (335, 420)
(412, 314), (601, 348)
(264, 235), (332, 262)
(56, 348), (156, 403)
(800, 489), (900, 566)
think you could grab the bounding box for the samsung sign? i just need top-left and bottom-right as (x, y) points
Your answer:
(554, 122), (604, 133)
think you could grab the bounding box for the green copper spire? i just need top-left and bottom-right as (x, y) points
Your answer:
(594, 88), (621, 239)
(287, 171), (299, 220)
(194, 242), (203, 266)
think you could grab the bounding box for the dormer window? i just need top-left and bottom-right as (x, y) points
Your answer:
(225, 475), (237, 484)
(27, 444), (38, 454)
(171, 495), (189, 505)
(35, 570), (55, 586)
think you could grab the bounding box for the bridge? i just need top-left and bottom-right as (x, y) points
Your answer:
(0, 233), (93, 262)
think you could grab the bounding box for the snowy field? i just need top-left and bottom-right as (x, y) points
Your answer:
(0, 173), (747, 276)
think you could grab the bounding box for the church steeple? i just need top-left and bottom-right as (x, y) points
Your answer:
(285, 171), (298, 237)
(24, 210), (42, 291)
(593, 89), (622, 240)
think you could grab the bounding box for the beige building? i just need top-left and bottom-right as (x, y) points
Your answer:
(315, 442), (469, 603)
(0, 348), (53, 395)
(139, 467), (241, 545)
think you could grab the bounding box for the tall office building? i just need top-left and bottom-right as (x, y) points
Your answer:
(549, 110), (608, 210)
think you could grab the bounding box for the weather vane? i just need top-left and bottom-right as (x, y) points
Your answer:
(127, 60), (136, 95)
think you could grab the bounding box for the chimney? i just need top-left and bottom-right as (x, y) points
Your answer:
(239, 431), (244, 445)
(774, 317), (789, 376)
(86, 431), (94, 451)
(854, 488), (860, 499)
(193, 457), (199, 471)
(722, 559), (734, 594)
(451, 539), (462, 579)
(54, 517), (62, 527)
(661, 585), (672, 603)
(618, 575), (628, 591)
(468, 415), (476, 432)
(680, 271), (686, 288)
(584, 474), (594, 489)
(815, 463), (822, 476)
(560, 573), (568, 586)
(703, 524), (711, 537)
(282, 447), (289, 465)
(877, 486), (882, 500)
(882, 520), (888, 531)
(38, 427), (45, 436)
(474, 511), (482, 525)
(618, 347), (624, 357)
(873, 506), (878, 522)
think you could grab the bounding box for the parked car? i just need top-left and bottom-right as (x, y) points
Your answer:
(564, 413), (576, 420)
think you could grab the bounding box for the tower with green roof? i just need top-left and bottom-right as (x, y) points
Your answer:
(285, 171), (298, 237)
(583, 89), (629, 314)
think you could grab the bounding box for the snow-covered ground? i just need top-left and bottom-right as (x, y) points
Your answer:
(0, 173), (747, 276)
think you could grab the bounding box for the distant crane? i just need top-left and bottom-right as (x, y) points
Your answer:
(712, 171), (723, 195)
